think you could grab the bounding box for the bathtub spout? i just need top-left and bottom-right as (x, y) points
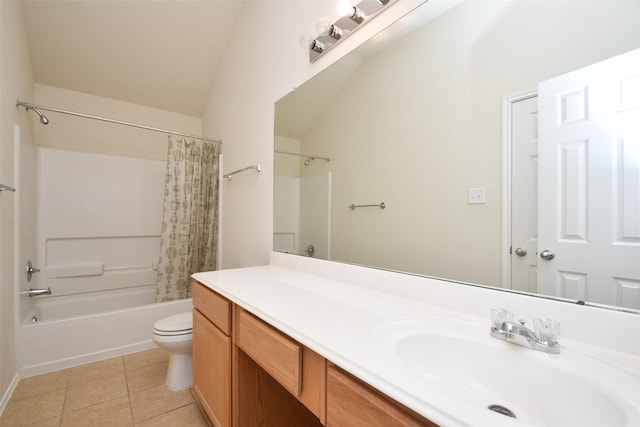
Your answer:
(23, 287), (52, 297)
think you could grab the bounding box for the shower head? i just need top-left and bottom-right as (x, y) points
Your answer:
(27, 107), (49, 125)
(16, 101), (50, 125)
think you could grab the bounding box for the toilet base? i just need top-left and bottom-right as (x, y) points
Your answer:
(166, 352), (193, 391)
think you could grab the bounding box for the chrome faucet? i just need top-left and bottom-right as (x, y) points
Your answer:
(490, 309), (560, 354)
(23, 287), (52, 297)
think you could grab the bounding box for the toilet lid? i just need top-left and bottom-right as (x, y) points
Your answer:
(153, 312), (192, 334)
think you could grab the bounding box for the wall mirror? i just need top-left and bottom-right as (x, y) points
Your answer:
(274, 0), (640, 313)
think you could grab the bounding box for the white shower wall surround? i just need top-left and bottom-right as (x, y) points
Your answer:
(17, 147), (182, 376)
(34, 147), (166, 312)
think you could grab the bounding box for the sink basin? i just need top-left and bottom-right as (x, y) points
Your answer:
(375, 318), (640, 426)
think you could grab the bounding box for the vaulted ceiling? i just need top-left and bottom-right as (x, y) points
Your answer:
(21, 0), (245, 117)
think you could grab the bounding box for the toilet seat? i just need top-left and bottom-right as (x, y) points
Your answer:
(153, 312), (193, 336)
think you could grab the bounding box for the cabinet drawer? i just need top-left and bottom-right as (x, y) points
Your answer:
(192, 281), (231, 336)
(327, 365), (437, 427)
(235, 308), (302, 397)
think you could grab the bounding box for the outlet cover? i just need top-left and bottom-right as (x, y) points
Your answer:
(468, 187), (486, 204)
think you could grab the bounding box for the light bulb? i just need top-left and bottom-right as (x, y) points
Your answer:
(299, 34), (314, 49)
(336, 0), (353, 17)
(316, 17), (332, 36)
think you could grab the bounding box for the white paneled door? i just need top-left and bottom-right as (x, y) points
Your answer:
(537, 49), (640, 309)
(510, 96), (539, 294)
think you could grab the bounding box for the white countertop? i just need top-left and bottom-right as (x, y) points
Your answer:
(193, 261), (640, 427)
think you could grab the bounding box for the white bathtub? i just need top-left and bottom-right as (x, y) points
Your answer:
(20, 294), (193, 377)
(25, 286), (157, 323)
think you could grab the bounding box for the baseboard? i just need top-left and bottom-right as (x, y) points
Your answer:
(0, 372), (21, 415)
(21, 340), (157, 378)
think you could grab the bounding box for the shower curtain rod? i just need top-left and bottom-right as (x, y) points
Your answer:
(275, 150), (330, 162)
(16, 100), (221, 144)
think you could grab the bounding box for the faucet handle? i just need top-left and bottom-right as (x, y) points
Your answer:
(533, 318), (560, 343)
(490, 308), (513, 329)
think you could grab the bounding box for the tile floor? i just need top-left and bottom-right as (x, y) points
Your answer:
(0, 348), (209, 427)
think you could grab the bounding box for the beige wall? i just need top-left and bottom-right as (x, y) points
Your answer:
(0, 0), (35, 408)
(34, 84), (202, 161)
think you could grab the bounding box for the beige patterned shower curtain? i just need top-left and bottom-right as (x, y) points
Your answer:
(156, 135), (220, 302)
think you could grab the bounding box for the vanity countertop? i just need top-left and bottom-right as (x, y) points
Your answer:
(193, 263), (640, 427)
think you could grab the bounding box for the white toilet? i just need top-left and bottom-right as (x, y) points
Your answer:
(151, 312), (193, 391)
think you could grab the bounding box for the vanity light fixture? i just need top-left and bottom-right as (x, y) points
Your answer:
(303, 0), (397, 62)
(347, 7), (366, 24)
(328, 25), (344, 40)
(311, 40), (325, 53)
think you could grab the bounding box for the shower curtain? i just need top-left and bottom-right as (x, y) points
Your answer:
(156, 135), (220, 302)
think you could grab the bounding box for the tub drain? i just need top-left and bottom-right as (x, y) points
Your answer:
(488, 404), (516, 419)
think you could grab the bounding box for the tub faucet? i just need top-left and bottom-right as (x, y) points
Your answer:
(490, 309), (560, 354)
(23, 287), (52, 297)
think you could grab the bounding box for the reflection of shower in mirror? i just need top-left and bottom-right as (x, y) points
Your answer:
(275, 150), (330, 166)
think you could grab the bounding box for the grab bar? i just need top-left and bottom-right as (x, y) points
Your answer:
(22, 288), (52, 297)
(224, 164), (261, 181)
(349, 202), (386, 210)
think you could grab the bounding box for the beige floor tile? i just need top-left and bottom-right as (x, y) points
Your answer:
(61, 396), (133, 427)
(130, 385), (193, 423)
(126, 362), (168, 394)
(134, 403), (207, 427)
(1, 389), (65, 426)
(24, 415), (61, 427)
(68, 357), (124, 386)
(11, 369), (70, 401)
(64, 374), (128, 413)
(123, 348), (168, 372)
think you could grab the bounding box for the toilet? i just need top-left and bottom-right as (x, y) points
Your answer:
(151, 312), (193, 391)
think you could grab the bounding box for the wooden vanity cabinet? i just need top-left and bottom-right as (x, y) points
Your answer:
(234, 307), (326, 425)
(192, 282), (232, 427)
(326, 365), (437, 427)
(192, 280), (437, 427)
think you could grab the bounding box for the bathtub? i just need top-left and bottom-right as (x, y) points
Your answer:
(19, 291), (193, 377)
(24, 286), (157, 323)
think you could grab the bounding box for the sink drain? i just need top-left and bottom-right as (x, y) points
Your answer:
(488, 404), (516, 418)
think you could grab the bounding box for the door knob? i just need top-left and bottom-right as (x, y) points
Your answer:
(514, 247), (527, 257)
(540, 250), (555, 260)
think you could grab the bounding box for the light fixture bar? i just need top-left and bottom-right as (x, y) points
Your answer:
(308, 0), (398, 63)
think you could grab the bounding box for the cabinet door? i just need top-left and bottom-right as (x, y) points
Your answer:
(327, 365), (436, 427)
(193, 308), (231, 427)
